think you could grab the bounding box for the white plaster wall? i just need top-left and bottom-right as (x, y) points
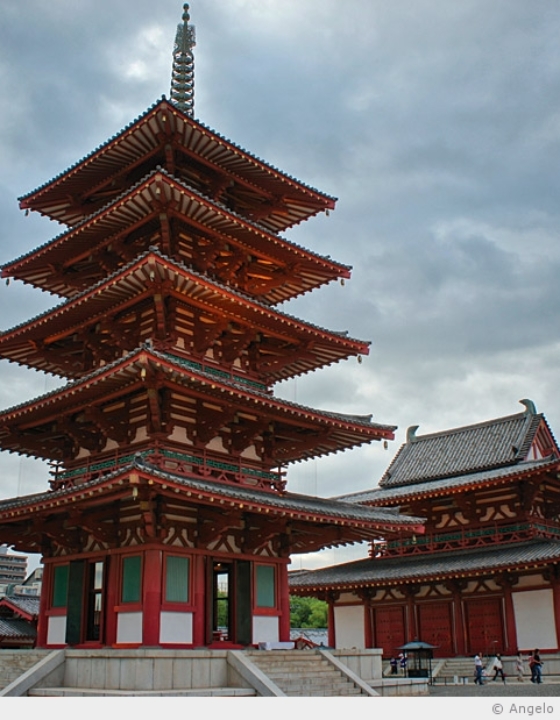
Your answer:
(116, 611), (143, 644)
(47, 615), (66, 645)
(513, 589), (557, 650)
(252, 615), (279, 644)
(334, 605), (365, 650)
(159, 611), (193, 644)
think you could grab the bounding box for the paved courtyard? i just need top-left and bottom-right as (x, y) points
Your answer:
(429, 679), (560, 697)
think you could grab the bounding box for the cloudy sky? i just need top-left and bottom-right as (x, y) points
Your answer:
(2, 0), (560, 569)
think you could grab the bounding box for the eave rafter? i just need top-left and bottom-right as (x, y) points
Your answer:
(196, 506), (244, 547)
(192, 314), (228, 356)
(193, 399), (237, 446)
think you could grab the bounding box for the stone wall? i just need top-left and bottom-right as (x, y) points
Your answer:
(0, 651), (50, 689)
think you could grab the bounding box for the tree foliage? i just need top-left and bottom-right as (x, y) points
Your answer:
(289, 595), (327, 628)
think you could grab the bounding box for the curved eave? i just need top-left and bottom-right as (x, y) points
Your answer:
(289, 540), (560, 594)
(0, 250), (369, 382)
(0, 347), (396, 463)
(357, 458), (560, 507)
(0, 461), (421, 541)
(6, 168), (349, 304)
(18, 98), (336, 232)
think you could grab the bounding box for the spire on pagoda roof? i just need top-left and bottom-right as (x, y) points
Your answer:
(170, 4), (196, 117)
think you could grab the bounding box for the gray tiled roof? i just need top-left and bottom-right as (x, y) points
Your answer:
(0, 595), (40, 618)
(0, 617), (36, 640)
(378, 408), (548, 489)
(337, 457), (559, 505)
(0, 457), (424, 532)
(289, 539), (560, 590)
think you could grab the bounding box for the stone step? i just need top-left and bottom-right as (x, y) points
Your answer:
(29, 686), (256, 697)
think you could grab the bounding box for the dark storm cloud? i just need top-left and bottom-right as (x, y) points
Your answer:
(1, 1), (560, 575)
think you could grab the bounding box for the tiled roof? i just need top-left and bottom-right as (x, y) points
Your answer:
(378, 406), (551, 489)
(0, 345), (395, 463)
(289, 539), (560, 590)
(0, 249), (369, 383)
(6, 167), (346, 289)
(0, 617), (36, 640)
(0, 458), (424, 542)
(0, 595), (40, 618)
(337, 457), (560, 505)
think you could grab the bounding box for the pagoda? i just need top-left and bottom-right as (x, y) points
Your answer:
(0, 6), (421, 649)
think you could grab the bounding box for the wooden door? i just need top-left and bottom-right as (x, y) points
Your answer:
(418, 602), (453, 656)
(465, 597), (504, 655)
(373, 605), (406, 655)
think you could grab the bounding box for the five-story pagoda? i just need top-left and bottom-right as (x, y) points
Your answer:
(0, 5), (421, 649)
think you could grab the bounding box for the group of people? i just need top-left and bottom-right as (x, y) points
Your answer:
(474, 649), (543, 684)
(389, 653), (408, 675)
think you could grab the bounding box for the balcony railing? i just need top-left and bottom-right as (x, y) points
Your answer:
(49, 443), (285, 493)
(371, 519), (560, 557)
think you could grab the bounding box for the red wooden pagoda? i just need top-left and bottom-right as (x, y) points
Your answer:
(0, 5), (420, 649)
(291, 401), (560, 656)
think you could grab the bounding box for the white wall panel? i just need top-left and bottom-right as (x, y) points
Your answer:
(116, 611), (143, 644)
(46, 615), (66, 645)
(159, 611), (193, 644)
(513, 589), (556, 650)
(252, 615), (279, 644)
(334, 605), (365, 650)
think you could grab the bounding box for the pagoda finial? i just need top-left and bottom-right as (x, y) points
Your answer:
(170, 3), (196, 117)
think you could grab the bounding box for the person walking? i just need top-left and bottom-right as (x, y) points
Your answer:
(492, 653), (506, 683)
(474, 653), (484, 685)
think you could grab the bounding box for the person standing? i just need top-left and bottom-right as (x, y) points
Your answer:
(474, 653), (484, 685)
(389, 656), (398, 675)
(530, 649), (543, 684)
(492, 653), (506, 683)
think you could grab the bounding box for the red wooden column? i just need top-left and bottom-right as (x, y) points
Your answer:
(36, 561), (51, 647)
(192, 554), (207, 647)
(551, 571), (560, 650)
(502, 582), (518, 654)
(357, 589), (374, 648)
(142, 547), (163, 646)
(327, 592), (338, 648)
(404, 585), (419, 641)
(104, 554), (119, 646)
(496, 573), (518, 654)
(447, 580), (466, 655)
(278, 561), (291, 642)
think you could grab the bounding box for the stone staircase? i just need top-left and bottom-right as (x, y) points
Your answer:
(433, 656), (477, 684)
(245, 650), (369, 697)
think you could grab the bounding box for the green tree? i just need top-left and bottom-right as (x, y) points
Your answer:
(289, 595), (327, 628)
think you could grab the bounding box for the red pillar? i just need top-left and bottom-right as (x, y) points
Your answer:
(502, 582), (518, 654)
(36, 560), (51, 647)
(552, 574), (560, 651)
(278, 562), (291, 642)
(364, 598), (373, 648)
(192, 554), (207, 647)
(142, 548), (162, 646)
(327, 597), (336, 648)
(405, 586), (418, 641)
(104, 554), (119, 646)
(449, 581), (466, 656)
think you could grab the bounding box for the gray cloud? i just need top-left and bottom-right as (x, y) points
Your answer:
(2, 1), (560, 569)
